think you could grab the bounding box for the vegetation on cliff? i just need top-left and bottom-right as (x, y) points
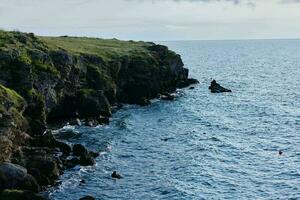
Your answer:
(0, 30), (197, 198)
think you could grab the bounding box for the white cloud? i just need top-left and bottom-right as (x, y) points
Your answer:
(0, 0), (299, 40)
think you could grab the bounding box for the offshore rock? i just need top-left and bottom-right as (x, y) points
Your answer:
(209, 80), (232, 93)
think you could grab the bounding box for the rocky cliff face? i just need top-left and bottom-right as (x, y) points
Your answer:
(0, 30), (197, 198)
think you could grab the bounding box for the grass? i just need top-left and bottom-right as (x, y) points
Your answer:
(39, 36), (153, 61)
(0, 84), (25, 112)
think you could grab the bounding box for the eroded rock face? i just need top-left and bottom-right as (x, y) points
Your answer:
(0, 31), (197, 197)
(0, 85), (30, 162)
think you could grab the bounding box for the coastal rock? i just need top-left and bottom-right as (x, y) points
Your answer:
(73, 144), (88, 157)
(63, 158), (80, 169)
(177, 78), (199, 88)
(0, 163), (39, 192)
(31, 130), (71, 155)
(97, 116), (110, 125)
(0, 30), (196, 192)
(69, 118), (82, 126)
(11, 147), (61, 186)
(209, 80), (232, 93)
(136, 97), (151, 106)
(79, 154), (95, 166)
(0, 189), (46, 200)
(160, 93), (175, 101)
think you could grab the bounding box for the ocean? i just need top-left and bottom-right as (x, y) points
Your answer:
(48, 39), (300, 200)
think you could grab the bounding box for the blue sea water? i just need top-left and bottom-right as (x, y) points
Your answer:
(48, 39), (300, 200)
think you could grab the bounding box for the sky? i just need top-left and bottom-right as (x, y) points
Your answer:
(0, 0), (300, 41)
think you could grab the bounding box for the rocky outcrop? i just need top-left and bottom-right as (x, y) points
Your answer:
(0, 30), (198, 198)
(209, 80), (232, 93)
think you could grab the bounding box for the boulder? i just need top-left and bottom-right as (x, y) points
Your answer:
(79, 154), (95, 166)
(0, 163), (39, 192)
(73, 144), (88, 157)
(209, 80), (232, 93)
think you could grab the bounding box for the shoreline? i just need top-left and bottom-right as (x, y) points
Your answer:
(0, 30), (198, 199)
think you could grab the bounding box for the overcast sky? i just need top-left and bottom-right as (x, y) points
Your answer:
(0, 0), (300, 40)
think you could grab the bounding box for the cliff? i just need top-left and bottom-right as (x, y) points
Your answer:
(0, 30), (197, 199)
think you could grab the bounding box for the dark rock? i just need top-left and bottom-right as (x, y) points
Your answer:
(160, 93), (175, 101)
(77, 90), (112, 118)
(32, 130), (71, 155)
(63, 158), (80, 169)
(79, 196), (95, 200)
(136, 97), (151, 106)
(209, 80), (232, 93)
(111, 171), (123, 179)
(69, 118), (82, 126)
(73, 144), (88, 157)
(84, 119), (98, 127)
(0, 189), (47, 200)
(0, 163), (39, 192)
(16, 174), (40, 193)
(97, 116), (110, 125)
(55, 141), (71, 155)
(11, 147), (61, 186)
(79, 154), (95, 166)
(80, 179), (86, 184)
(189, 86), (195, 90)
(187, 78), (199, 85)
(89, 151), (100, 158)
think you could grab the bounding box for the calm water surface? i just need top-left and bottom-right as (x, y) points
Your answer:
(48, 40), (300, 200)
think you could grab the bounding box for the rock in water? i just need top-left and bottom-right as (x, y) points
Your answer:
(79, 196), (95, 200)
(209, 80), (232, 93)
(73, 144), (88, 157)
(111, 171), (123, 179)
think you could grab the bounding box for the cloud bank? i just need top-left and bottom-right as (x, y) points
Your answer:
(0, 0), (299, 40)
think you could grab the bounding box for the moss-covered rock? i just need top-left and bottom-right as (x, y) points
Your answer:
(0, 84), (29, 162)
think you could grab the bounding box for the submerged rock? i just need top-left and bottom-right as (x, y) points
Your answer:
(79, 196), (95, 200)
(209, 80), (232, 93)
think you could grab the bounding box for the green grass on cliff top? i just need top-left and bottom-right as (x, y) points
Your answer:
(0, 30), (154, 61)
(39, 35), (153, 60)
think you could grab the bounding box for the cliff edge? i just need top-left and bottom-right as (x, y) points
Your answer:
(0, 30), (197, 198)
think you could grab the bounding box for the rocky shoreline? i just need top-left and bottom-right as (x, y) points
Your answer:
(0, 30), (198, 199)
